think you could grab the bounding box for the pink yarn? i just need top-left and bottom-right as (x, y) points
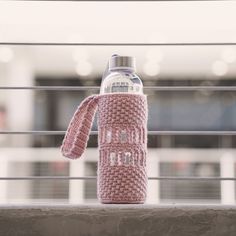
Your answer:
(61, 93), (148, 203)
(61, 95), (99, 159)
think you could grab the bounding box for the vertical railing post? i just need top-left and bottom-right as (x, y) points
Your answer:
(220, 152), (235, 204)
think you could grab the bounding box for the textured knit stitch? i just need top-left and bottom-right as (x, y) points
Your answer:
(61, 93), (148, 204)
(61, 95), (99, 159)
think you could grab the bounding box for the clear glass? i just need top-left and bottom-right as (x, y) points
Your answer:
(100, 69), (143, 94)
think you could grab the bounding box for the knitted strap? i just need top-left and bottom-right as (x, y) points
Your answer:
(61, 95), (99, 159)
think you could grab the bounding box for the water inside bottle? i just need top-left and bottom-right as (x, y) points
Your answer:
(101, 71), (143, 94)
(120, 130), (128, 143)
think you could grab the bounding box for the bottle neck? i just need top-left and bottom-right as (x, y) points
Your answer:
(109, 67), (135, 73)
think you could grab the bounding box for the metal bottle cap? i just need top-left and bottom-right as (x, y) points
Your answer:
(109, 56), (136, 71)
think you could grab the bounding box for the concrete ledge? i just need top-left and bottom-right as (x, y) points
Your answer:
(0, 205), (236, 236)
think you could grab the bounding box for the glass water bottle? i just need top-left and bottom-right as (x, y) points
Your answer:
(100, 55), (143, 94)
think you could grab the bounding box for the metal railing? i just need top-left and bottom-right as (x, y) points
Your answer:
(11, 0), (234, 2)
(1, 42), (236, 46)
(0, 176), (235, 181)
(1, 86), (236, 91)
(1, 1), (236, 201)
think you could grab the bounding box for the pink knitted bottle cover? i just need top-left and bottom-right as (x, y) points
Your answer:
(61, 93), (148, 204)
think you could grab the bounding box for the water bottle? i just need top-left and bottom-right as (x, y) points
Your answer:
(97, 55), (148, 203)
(100, 55), (143, 94)
(61, 55), (148, 203)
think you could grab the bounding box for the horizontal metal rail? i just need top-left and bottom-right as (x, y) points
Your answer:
(10, 0), (234, 2)
(0, 86), (100, 91)
(1, 86), (236, 91)
(1, 131), (236, 135)
(0, 176), (235, 181)
(1, 42), (236, 46)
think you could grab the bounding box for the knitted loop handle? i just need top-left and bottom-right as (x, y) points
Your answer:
(61, 95), (99, 159)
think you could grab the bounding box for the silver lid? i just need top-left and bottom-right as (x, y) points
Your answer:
(109, 56), (136, 71)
